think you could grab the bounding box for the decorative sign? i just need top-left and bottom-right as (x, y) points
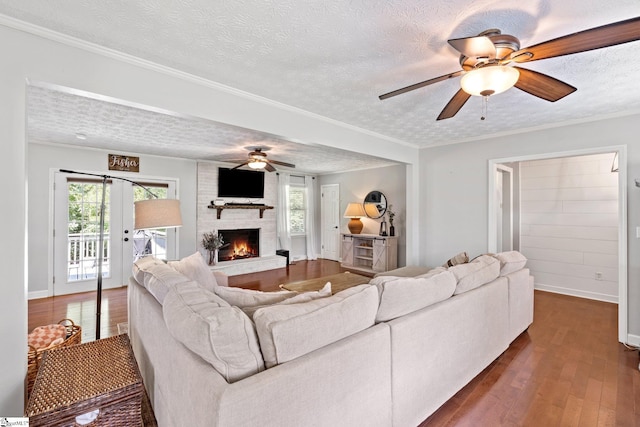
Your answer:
(108, 154), (140, 172)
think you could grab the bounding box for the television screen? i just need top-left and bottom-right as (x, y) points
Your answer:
(218, 167), (265, 198)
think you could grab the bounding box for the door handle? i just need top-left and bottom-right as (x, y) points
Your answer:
(123, 237), (129, 242)
(334, 226), (338, 229)
(124, 229), (129, 234)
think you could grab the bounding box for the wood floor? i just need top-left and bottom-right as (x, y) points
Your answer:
(28, 260), (640, 426)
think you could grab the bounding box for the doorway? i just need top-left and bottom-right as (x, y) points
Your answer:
(321, 184), (340, 261)
(489, 146), (628, 343)
(53, 171), (178, 295)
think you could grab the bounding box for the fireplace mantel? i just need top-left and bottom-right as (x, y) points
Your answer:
(208, 203), (274, 219)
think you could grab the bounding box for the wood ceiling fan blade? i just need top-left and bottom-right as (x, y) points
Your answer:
(512, 16), (640, 62)
(436, 89), (471, 121)
(225, 159), (249, 163)
(231, 162), (248, 170)
(264, 163), (276, 172)
(448, 36), (496, 58)
(269, 159), (296, 168)
(513, 67), (576, 102)
(379, 71), (463, 100)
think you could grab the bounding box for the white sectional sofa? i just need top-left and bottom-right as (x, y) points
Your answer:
(128, 251), (533, 427)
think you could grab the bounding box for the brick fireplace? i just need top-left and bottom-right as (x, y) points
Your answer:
(197, 162), (285, 275)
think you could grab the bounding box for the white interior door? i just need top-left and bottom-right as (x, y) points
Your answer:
(321, 184), (340, 261)
(53, 172), (177, 296)
(492, 164), (513, 253)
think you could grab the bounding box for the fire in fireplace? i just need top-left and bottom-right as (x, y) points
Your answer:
(218, 228), (260, 261)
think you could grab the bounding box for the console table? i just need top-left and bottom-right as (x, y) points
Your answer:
(341, 234), (397, 274)
(208, 204), (274, 219)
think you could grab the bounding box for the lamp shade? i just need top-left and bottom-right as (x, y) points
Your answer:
(460, 66), (519, 97)
(344, 203), (366, 218)
(134, 199), (183, 230)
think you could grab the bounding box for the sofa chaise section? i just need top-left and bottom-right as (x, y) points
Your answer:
(128, 277), (393, 427)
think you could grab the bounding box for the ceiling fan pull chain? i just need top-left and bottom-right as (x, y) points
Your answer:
(481, 95), (489, 120)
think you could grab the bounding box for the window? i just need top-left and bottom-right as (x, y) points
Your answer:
(289, 185), (306, 234)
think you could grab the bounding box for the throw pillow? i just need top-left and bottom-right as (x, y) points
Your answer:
(168, 252), (218, 292)
(163, 281), (265, 383)
(132, 256), (165, 284)
(253, 284), (379, 368)
(442, 251), (469, 267)
(448, 255), (500, 295)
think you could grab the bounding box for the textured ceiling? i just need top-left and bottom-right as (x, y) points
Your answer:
(6, 0), (640, 171)
(26, 85), (397, 175)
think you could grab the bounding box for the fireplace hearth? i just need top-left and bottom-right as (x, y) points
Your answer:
(218, 228), (259, 261)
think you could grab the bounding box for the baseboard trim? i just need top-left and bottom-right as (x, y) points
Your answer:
(28, 290), (49, 300)
(627, 334), (640, 347)
(534, 283), (618, 304)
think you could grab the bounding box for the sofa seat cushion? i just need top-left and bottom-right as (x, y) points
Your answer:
(253, 284), (379, 368)
(133, 258), (191, 304)
(241, 283), (332, 317)
(168, 252), (219, 291)
(371, 269), (457, 322)
(449, 255), (500, 295)
(374, 265), (432, 278)
(493, 251), (527, 276)
(214, 286), (298, 308)
(163, 281), (265, 383)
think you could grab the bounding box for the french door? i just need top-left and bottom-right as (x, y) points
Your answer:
(53, 172), (177, 296)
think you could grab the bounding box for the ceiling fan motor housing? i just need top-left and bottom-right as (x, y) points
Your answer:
(459, 29), (521, 70)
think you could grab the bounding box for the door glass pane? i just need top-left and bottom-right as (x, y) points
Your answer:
(67, 182), (110, 281)
(133, 185), (168, 261)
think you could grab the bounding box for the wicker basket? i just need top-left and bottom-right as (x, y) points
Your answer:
(27, 318), (81, 397)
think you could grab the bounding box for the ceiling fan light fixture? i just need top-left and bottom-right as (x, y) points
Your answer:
(248, 160), (267, 169)
(460, 66), (520, 97)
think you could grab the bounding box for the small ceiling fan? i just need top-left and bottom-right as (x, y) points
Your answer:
(227, 147), (295, 172)
(379, 16), (640, 120)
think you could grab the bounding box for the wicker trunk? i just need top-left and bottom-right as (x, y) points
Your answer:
(26, 334), (143, 427)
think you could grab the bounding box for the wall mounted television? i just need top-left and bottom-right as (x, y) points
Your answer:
(218, 167), (265, 199)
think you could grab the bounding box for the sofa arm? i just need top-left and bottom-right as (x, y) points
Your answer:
(214, 271), (229, 287)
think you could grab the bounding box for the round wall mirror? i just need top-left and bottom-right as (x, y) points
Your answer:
(363, 191), (387, 219)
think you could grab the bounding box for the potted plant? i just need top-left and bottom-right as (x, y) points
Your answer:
(202, 231), (224, 265)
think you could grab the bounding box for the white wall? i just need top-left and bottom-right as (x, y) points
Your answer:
(319, 164), (407, 266)
(419, 113), (639, 344)
(27, 143), (198, 296)
(520, 153), (618, 302)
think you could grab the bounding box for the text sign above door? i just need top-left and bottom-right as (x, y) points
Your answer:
(108, 154), (139, 172)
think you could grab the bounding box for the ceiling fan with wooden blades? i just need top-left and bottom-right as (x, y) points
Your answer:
(227, 147), (295, 172)
(379, 16), (640, 120)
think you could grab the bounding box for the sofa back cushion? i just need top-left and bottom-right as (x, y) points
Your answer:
(163, 281), (265, 383)
(449, 255), (500, 295)
(253, 284), (379, 368)
(371, 269), (457, 322)
(168, 252), (219, 292)
(133, 258), (191, 304)
(493, 251), (527, 276)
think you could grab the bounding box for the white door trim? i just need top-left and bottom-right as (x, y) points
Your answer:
(488, 145), (628, 344)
